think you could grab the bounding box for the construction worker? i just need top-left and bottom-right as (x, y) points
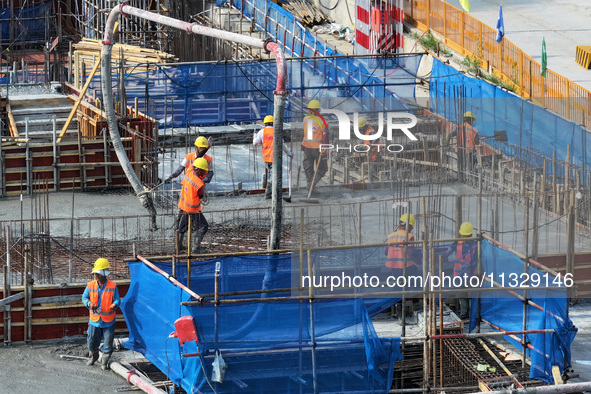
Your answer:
(301, 100), (329, 196)
(82, 258), (120, 371)
(177, 157), (209, 254)
(358, 117), (379, 163)
(452, 221), (477, 319)
(165, 136), (213, 229)
(165, 136), (214, 184)
(253, 115), (293, 199)
(446, 111), (480, 171)
(385, 214), (420, 276)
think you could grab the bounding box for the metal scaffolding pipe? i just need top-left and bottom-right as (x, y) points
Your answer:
(110, 361), (167, 394)
(101, 4), (288, 243)
(477, 381), (591, 394)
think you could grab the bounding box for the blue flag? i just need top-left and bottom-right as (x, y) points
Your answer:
(496, 5), (504, 43)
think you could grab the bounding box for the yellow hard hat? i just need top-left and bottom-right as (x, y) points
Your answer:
(459, 222), (474, 236)
(399, 213), (416, 227)
(463, 111), (476, 119)
(358, 117), (368, 128)
(307, 100), (321, 110)
(193, 157), (209, 171)
(194, 136), (209, 148)
(264, 115), (274, 124)
(92, 258), (110, 273)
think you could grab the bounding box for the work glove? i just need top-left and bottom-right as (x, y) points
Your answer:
(164, 177), (173, 184)
(198, 188), (205, 198)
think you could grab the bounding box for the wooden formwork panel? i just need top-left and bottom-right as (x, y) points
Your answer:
(1, 140), (137, 196)
(1, 283), (129, 343)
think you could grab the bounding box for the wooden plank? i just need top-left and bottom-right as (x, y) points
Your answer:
(0, 292), (24, 308)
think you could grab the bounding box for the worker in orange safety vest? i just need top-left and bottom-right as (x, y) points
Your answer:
(177, 157), (209, 254)
(165, 136), (214, 229)
(358, 117), (379, 163)
(385, 214), (420, 276)
(82, 258), (121, 370)
(452, 221), (477, 319)
(301, 100), (329, 196)
(253, 115), (292, 199)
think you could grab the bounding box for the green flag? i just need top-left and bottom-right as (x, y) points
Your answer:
(541, 37), (547, 78)
(460, 0), (471, 12)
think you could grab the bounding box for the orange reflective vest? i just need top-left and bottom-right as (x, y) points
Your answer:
(453, 240), (477, 277)
(178, 169), (204, 213)
(302, 114), (327, 149)
(262, 126), (274, 163)
(385, 229), (416, 269)
(184, 152), (212, 170)
(363, 126), (379, 162)
(453, 123), (479, 153)
(88, 280), (117, 323)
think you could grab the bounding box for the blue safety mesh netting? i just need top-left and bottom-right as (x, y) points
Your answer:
(0, 2), (51, 41)
(429, 58), (591, 168)
(122, 254), (402, 394)
(475, 240), (578, 384)
(121, 240), (576, 391)
(88, 54), (422, 128)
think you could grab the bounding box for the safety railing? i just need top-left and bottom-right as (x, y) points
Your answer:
(403, 0), (591, 128)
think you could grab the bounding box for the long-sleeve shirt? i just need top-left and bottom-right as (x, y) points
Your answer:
(82, 281), (121, 328)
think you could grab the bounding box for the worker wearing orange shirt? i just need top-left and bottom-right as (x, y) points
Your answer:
(446, 111), (480, 170)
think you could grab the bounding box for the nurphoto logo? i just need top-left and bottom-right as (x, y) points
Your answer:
(306, 110), (418, 153)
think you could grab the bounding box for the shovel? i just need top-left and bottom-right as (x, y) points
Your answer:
(299, 153), (322, 204)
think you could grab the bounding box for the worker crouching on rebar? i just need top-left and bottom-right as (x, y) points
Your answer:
(177, 158), (209, 254)
(452, 222), (478, 320)
(253, 115), (293, 199)
(82, 258), (121, 370)
(385, 214), (422, 319)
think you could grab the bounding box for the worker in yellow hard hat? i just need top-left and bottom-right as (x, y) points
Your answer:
(385, 213), (420, 275)
(452, 221), (477, 319)
(177, 158), (210, 254)
(385, 213), (423, 319)
(357, 116), (379, 163)
(301, 100), (329, 196)
(253, 115), (293, 199)
(165, 135), (214, 233)
(166, 136), (214, 185)
(82, 258), (120, 371)
(446, 111), (480, 174)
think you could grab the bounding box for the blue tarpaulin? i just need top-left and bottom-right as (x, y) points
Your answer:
(122, 254), (402, 393)
(121, 240), (575, 391)
(430, 58), (591, 168)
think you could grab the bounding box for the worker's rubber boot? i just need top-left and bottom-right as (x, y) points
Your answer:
(459, 298), (470, 320)
(192, 232), (205, 254)
(101, 352), (112, 371)
(86, 350), (99, 366)
(173, 210), (183, 230)
(177, 232), (186, 251)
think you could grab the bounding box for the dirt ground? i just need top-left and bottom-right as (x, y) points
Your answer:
(0, 337), (141, 393)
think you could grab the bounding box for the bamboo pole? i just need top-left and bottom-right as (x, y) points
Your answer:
(136, 254), (202, 301)
(307, 249), (318, 394)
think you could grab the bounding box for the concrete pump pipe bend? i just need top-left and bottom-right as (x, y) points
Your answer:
(101, 4), (288, 247)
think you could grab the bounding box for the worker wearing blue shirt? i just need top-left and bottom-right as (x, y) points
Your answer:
(82, 258), (121, 370)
